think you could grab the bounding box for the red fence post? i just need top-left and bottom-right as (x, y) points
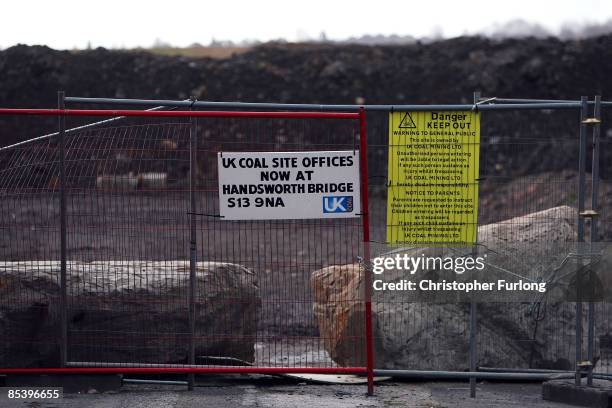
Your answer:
(358, 107), (374, 396)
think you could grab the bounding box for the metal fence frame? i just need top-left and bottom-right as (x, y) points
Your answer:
(0, 93), (609, 399)
(0, 103), (374, 394)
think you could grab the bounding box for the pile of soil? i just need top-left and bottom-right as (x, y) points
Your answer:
(0, 35), (610, 144)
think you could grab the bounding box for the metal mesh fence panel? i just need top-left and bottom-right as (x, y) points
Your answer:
(365, 107), (604, 372)
(1, 100), (611, 382)
(0, 112), (368, 372)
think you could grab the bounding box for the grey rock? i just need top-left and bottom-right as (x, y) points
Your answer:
(0, 261), (260, 367)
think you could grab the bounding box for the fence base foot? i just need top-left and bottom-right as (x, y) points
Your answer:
(543, 379), (612, 407)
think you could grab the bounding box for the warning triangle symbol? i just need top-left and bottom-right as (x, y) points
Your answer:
(398, 112), (416, 129)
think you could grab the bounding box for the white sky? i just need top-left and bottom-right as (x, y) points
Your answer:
(1, 0), (610, 49)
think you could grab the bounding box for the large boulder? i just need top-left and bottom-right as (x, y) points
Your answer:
(0, 261), (260, 367)
(312, 206), (608, 370)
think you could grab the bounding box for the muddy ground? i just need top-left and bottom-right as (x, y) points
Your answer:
(2, 170), (612, 337)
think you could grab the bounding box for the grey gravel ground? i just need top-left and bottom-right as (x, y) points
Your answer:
(0, 377), (579, 408)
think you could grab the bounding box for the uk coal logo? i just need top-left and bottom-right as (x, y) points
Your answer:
(323, 196), (354, 213)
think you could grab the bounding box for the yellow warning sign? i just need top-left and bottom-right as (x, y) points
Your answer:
(387, 111), (480, 245)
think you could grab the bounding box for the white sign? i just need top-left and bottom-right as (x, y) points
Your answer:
(218, 151), (361, 220)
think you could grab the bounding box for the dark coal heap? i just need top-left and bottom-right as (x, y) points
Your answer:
(2, 36), (611, 108)
(0, 35), (610, 177)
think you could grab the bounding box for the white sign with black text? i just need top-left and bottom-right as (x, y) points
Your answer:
(217, 151), (361, 220)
